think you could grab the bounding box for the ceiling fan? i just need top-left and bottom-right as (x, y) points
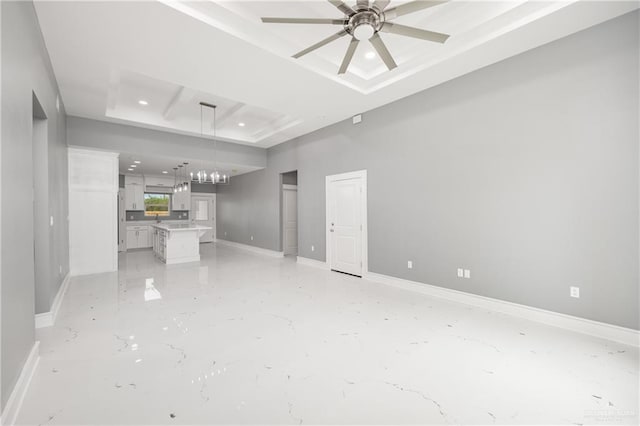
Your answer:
(261, 0), (450, 74)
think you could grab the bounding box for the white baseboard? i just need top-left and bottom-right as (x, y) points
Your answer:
(364, 272), (639, 348)
(35, 273), (71, 329)
(296, 256), (330, 270)
(0, 341), (40, 426)
(215, 239), (284, 258)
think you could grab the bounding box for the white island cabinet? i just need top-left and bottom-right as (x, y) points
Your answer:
(151, 223), (212, 264)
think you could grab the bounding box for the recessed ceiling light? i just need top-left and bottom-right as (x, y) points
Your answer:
(238, 122), (245, 127)
(162, 171), (168, 174)
(365, 51), (376, 59)
(138, 100), (148, 106)
(134, 160), (141, 164)
(128, 168), (134, 171)
(130, 164), (136, 168)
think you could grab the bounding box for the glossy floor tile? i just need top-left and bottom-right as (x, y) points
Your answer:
(17, 243), (639, 425)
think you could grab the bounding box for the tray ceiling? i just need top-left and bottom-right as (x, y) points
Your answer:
(34, 1), (638, 147)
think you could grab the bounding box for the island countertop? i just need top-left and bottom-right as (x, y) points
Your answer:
(151, 223), (212, 233)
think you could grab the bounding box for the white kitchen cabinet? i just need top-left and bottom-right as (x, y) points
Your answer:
(124, 176), (145, 211)
(173, 187), (191, 211)
(145, 175), (174, 189)
(127, 226), (151, 249)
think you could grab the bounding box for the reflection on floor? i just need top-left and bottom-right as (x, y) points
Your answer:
(18, 243), (639, 425)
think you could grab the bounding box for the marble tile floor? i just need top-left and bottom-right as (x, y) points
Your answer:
(17, 243), (639, 425)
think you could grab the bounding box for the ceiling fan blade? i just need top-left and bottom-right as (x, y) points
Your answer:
(371, 0), (391, 13)
(380, 22), (449, 43)
(328, 0), (356, 16)
(262, 17), (348, 25)
(356, 0), (369, 10)
(292, 29), (349, 59)
(369, 33), (397, 70)
(338, 37), (360, 74)
(384, 0), (449, 20)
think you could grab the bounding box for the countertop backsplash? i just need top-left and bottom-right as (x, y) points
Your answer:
(125, 210), (189, 221)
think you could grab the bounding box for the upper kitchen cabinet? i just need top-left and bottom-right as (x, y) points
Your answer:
(173, 185), (191, 211)
(124, 175), (144, 211)
(145, 175), (174, 189)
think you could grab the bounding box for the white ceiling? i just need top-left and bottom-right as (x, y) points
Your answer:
(35, 0), (638, 148)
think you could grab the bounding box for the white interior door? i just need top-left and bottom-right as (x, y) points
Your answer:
(283, 186), (298, 255)
(327, 172), (366, 276)
(190, 194), (215, 243)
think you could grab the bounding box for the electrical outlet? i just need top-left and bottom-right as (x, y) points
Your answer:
(407, 260), (413, 269)
(464, 269), (471, 279)
(59, 265), (62, 274)
(224, 231), (227, 237)
(130, 215), (134, 220)
(311, 245), (315, 252)
(457, 268), (464, 278)
(251, 235), (254, 241)
(570, 286), (580, 298)
(50, 216), (54, 227)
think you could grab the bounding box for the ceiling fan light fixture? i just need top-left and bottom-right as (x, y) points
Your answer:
(353, 24), (375, 41)
(261, 0), (451, 75)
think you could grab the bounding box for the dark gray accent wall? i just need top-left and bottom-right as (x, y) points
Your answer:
(218, 11), (639, 329)
(67, 116), (266, 170)
(1, 0), (69, 410)
(191, 183), (217, 194)
(282, 171), (298, 185)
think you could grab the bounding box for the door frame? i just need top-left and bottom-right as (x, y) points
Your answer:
(282, 184), (298, 255)
(190, 193), (216, 242)
(325, 170), (368, 276)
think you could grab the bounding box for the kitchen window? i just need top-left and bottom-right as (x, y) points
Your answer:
(144, 193), (170, 216)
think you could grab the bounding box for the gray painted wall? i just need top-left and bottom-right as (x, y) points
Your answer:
(191, 182), (217, 194)
(67, 116), (266, 170)
(1, 0), (69, 410)
(282, 171), (298, 185)
(218, 11), (639, 329)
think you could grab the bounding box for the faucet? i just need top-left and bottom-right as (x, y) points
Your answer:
(155, 214), (161, 223)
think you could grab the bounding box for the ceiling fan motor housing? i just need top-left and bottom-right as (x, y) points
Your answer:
(347, 10), (382, 40)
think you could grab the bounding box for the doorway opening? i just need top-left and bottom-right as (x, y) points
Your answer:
(326, 170), (368, 277)
(281, 171), (298, 256)
(32, 93), (50, 316)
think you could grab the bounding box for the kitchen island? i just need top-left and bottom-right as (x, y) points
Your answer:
(151, 223), (212, 264)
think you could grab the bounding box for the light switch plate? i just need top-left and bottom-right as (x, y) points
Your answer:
(352, 114), (362, 124)
(570, 286), (580, 298)
(464, 269), (471, 279)
(311, 245), (315, 252)
(50, 216), (54, 226)
(457, 268), (464, 278)
(407, 261), (413, 269)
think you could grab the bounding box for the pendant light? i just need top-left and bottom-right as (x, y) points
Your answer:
(211, 103), (229, 184)
(194, 103), (210, 184)
(182, 162), (189, 191)
(173, 167), (178, 193)
(177, 164), (184, 191)
(199, 101), (229, 185)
